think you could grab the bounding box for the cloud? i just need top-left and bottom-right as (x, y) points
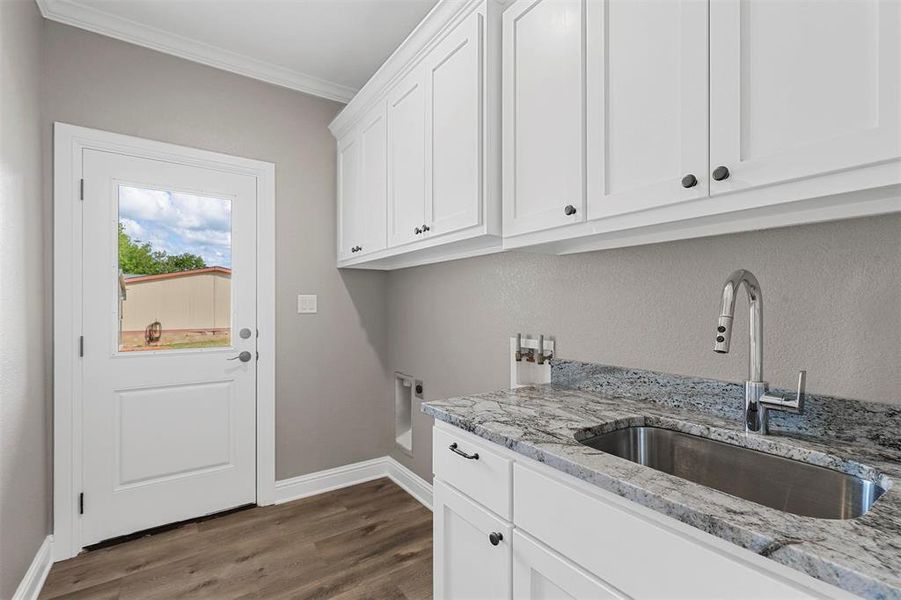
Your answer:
(119, 186), (232, 267)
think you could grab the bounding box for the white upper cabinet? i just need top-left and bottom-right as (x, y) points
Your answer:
(503, 0), (585, 237)
(358, 102), (388, 255)
(330, 0), (502, 270)
(503, 0), (900, 252)
(709, 0), (900, 195)
(426, 11), (484, 237)
(586, 0), (709, 220)
(336, 134), (361, 261)
(387, 67), (428, 248)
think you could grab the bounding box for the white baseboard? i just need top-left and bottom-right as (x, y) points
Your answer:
(13, 535), (53, 600)
(386, 457), (433, 510)
(274, 456), (432, 510)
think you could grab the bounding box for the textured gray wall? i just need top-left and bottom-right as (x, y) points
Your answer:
(41, 22), (393, 481)
(0, 1), (48, 596)
(387, 215), (901, 481)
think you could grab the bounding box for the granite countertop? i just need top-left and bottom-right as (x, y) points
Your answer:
(422, 360), (901, 599)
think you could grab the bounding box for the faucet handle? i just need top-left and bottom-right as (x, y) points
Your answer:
(760, 370), (806, 414)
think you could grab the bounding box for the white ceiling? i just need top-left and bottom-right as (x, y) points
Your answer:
(36, 0), (441, 102)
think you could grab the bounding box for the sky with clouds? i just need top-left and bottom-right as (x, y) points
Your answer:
(119, 186), (232, 268)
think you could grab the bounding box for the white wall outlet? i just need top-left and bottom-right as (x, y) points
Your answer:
(297, 294), (317, 314)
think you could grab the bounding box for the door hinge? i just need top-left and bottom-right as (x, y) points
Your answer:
(79, 336), (84, 357)
(79, 179), (84, 201)
(79, 492), (84, 515)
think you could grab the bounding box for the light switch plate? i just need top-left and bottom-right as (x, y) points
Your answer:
(297, 294), (317, 314)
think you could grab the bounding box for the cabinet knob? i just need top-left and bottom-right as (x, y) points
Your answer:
(564, 205), (577, 216)
(413, 227), (422, 235)
(422, 224), (430, 232)
(681, 174), (698, 188)
(712, 166), (730, 181)
(489, 532), (503, 546)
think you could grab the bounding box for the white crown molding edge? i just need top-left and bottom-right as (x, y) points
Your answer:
(12, 536), (53, 600)
(328, 0), (486, 137)
(34, 0), (357, 103)
(274, 456), (433, 510)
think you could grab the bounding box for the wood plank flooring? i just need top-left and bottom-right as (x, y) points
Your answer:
(40, 478), (433, 599)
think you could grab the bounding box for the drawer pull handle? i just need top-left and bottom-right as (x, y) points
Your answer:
(489, 532), (503, 546)
(449, 443), (479, 460)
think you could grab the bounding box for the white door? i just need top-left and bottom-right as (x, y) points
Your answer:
(81, 149), (257, 545)
(709, 0), (901, 195)
(358, 101), (388, 256)
(433, 480), (512, 600)
(512, 531), (628, 600)
(387, 67), (428, 247)
(426, 10), (484, 238)
(587, 0), (708, 220)
(503, 0), (585, 237)
(337, 132), (362, 260)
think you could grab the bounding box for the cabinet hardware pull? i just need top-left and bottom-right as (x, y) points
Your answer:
(712, 166), (730, 181)
(489, 532), (503, 546)
(449, 442), (479, 460)
(564, 204), (577, 216)
(422, 224), (430, 232)
(414, 226), (422, 234)
(681, 174), (698, 188)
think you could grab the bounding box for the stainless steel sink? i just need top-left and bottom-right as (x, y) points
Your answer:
(578, 426), (884, 519)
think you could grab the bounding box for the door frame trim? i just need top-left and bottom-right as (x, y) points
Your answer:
(52, 122), (277, 560)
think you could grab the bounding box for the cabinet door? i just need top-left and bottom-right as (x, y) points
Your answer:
(503, 0), (585, 237)
(587, 0), (708, 220)
(337, 133), (361, 261)
(426, 11), (484, 237)
(512, 531), (627, 600)
(710, 0), (900, 195)
(358, 102), (388, 255)
(434, 480), (512, 600)
(387, 67), (428, 247)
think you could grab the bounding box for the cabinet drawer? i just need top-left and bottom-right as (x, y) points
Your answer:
(433, 426), (512, 520)
(514, 463), (819, 599)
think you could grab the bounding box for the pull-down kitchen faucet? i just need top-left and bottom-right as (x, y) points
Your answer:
(714, 269), (806, 434)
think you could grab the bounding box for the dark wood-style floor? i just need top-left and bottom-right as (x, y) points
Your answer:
(40, 478), (433, 599)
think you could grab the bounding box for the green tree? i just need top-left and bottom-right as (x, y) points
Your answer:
(118, 223), (207, 275)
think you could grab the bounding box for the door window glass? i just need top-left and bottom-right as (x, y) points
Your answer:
(118, 185), (232, 352)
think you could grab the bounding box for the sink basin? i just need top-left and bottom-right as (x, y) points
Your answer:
(578, 426), (884, 519)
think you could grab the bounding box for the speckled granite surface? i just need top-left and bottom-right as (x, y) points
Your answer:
(422, 360), (901, 599)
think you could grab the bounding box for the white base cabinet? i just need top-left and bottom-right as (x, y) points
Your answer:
(432, 422), (857, 600)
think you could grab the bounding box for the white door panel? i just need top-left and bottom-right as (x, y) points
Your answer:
(359, 102), (388, 255)
(587, 0), (709, 220)
(387, 68), (428, 247)
(433, 480), (512, 600)
(504, 0), (585, 237)
(513, 531), (628, 599)
(337, 134), (362, 259)
(710, 0), (900, 194)
(82, 149), (256, 545)
(426, 11), (484, 237)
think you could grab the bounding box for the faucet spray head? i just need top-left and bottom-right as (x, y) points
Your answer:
(714, 315), (733, 353)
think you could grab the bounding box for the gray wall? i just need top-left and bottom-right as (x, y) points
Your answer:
(388, 215), (901, 481)
(41, 21), (393, 481)
(0, 1), (49, 597)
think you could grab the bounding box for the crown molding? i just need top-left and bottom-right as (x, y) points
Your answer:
(35, 0), (357, 103)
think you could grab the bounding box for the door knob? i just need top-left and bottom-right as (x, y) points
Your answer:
(564, 205), (577, 216)
(712, 166), (730, 181)
(228, 351), (253, 363)
(681, 174), (698, 188)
